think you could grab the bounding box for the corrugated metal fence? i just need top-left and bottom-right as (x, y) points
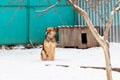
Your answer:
(0, 0), (119, 45)
(78, 0), (120, 43)
(0, 0), (76, 45)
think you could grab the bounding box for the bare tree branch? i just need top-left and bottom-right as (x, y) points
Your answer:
(114, 0), (120, 9)
(85, 0), (109, 28)
(2, 0), (19, 12)
(67, 1), (112, 80)
(7, 0), (24, 26)
(35, 0), (61, 13)
(104, 0), (120, 40)
(67, 0), (104, 45)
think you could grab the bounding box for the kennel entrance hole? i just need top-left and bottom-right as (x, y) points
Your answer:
(81, 33), (87, 44)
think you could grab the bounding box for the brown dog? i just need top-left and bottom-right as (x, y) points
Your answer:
(41, 27), (56, 61)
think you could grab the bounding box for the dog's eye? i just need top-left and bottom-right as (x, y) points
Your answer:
(48, 32), (51, 35)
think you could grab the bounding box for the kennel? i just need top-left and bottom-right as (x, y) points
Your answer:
(58, 26), (99, 48)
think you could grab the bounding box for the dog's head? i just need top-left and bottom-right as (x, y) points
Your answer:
(46, 27), (56, 39)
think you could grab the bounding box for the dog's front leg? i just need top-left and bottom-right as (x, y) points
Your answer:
(48, 42), (56, 60)
(41, 50), (47, 60)
(43, 45), (51, 60)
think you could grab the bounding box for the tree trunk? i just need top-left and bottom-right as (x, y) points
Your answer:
(67, 0), (112, 80)
(102, 42), (112, 80)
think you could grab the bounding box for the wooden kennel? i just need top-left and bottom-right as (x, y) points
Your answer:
(58, 26), (100, 48)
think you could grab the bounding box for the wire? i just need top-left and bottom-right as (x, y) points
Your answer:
(35, 1), (60, 13)
(6, 0), (24, 26)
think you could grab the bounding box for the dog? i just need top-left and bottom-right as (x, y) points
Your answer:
(40, 27), (56, 61)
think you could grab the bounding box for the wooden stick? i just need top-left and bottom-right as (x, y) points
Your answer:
(81, 66), (120, 72)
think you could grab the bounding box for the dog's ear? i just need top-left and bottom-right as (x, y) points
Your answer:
(46, 27), (52, 35)
(46, 27), (57, 35)
(46, 28), (50, 35)
(55, 27), (58, 32)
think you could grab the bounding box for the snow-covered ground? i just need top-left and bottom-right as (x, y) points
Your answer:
(0, 43), (120, 80)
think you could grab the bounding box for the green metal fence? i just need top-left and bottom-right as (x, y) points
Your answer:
(0, 0), (76, 45)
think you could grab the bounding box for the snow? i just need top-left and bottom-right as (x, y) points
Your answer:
(0, 43), (120, 80)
